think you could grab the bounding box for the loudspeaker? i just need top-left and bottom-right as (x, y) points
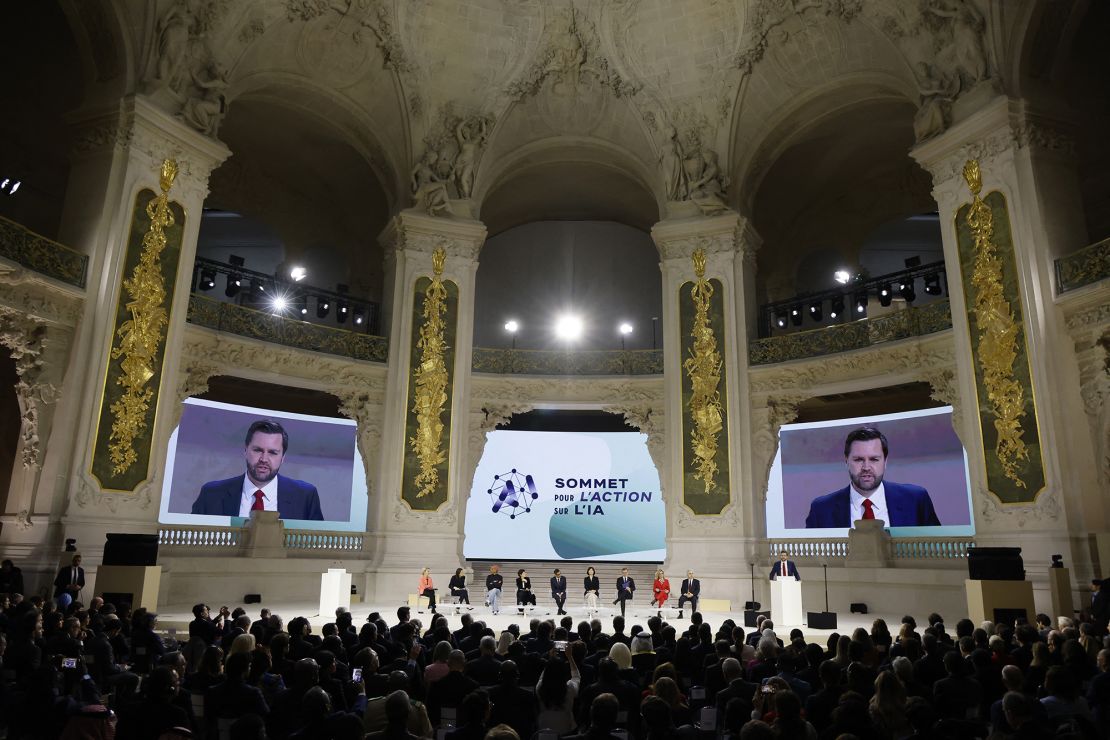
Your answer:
(744, 610), (770, 628)
(101, 592), (135, 611)
(244, 594), (262, 604)
(967, 547), (1025, 581)
(850, 602), (868, 614)
(744, 601), (761, 611)
(103, 533), (159, 566)
(807, 611), (838, 629)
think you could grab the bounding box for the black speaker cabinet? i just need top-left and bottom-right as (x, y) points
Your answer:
(744, 610), (771, 628)
(808, 611), (838, 629)
(244, 594), (262, 604)
(967, 547), (1025, 581)
(850, 602), (869, 614)
(744, 601), (761, 611)
(103, 533), (159, 566)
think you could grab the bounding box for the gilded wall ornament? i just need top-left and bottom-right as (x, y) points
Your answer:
(107, 159), (177, 475)
(963, 159), (1028, 487)
(684, 248), (724, 494)
(409, 246), (450, 497)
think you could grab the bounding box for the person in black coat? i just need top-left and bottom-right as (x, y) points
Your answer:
(115, 666), (191, 740)
(488, 660), (538, 740)
(53, 554), (85, 611)
(551, 569), (568, 615)
(465, 636), (502, 686)
(614, 568), (635, 617)
(450, 568), (470, 605)
(0, 559), (24, 595)
(189, 603), (224, 645)
(584, 567), (601, 611)
(515, 570), (536, 609)
(209, 651), (270, 722)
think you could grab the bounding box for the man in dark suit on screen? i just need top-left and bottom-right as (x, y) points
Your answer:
(805, 427), (941, 529)
(192, 419), (324, 520)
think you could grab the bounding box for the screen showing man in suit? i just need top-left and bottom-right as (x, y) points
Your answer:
(192, 420), (324, 520)
(159, 398), (366, 530)
(805, 427), (941, 529)
(765, 406), (974, 539)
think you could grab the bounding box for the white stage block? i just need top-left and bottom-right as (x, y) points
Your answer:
(770, 578), (803, 626)
(319, 568), (352, 617)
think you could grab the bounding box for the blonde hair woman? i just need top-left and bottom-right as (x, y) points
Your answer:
(651, 569), (671, 616)
(418, 567), (437, 613)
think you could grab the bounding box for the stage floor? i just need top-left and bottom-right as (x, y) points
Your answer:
(153, 599), (886, 643)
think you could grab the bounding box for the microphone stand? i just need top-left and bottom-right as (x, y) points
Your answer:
(749, 562), (756, 607)
(823, 563), (829, 613)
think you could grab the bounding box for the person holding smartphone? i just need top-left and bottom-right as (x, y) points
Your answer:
(584, 567), (600, 611)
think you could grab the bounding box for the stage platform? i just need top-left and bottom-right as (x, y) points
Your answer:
(151, 599), (884, 643)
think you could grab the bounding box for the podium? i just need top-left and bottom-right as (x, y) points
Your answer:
(770, 578), (803, 626)
(319, 568), (352, 617)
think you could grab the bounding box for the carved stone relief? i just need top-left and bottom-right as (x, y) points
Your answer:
(0, 308), (55, 470)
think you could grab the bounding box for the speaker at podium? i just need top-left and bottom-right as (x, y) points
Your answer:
(770, 578), (803, 626)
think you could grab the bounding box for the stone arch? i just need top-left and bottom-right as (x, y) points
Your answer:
(475, 137), (662, 238)
(739, 80), (933, 304)
(59, 0), (136, 100)
(228, 72), (405, 208)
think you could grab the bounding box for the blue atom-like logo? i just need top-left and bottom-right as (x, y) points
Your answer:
(487, 469), (539, 519)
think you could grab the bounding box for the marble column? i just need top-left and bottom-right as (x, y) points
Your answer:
(911, 96), (1105, 588)
(651, 212), (761, 607)
(372, 209), (486, 600)
(30, 95), (229, 576)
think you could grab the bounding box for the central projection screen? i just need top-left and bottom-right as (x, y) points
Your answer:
(765, 406), (974, 538)
(463, 430), (666, 562)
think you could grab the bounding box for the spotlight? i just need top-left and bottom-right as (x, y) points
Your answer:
(336, 300), (349, 323)
(808, 301), (822, 321)
(924, 272), (942, 295)
(878, 282), (893, 307)
(0, 178), (21, 195)
(774, 310), (788, 329)
(504, 320), (519, 333)
(271, 296), (288, 313)
(554, 314), (583, 341)
(834, 269), (851, 285)
(316, 297), (330, 318)
(900, 278), (916, 303)
(789, 304), (803, 327)
(830, 295), (844, 319)
(225, 274), (241, 297)
(199, 268), (216, 291)
(292, 294), (307, 317)
(619, 322), (633, 335)
(253, 279), (268, 300)
(289, 266), (307, 282)
(353, 306), (365, 326)
(854, 291), (868, 316)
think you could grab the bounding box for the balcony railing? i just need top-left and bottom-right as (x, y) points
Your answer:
(186, 294), (389, 363)
(158, 525), (242, 548)
(771, 536), (974, 563)
(472, 347), (664, 375)
(1056, 236), (1110, 294)
(759, 261), (948, 338)
(0, 214), (88, 288)
(749, 299), (952, 365)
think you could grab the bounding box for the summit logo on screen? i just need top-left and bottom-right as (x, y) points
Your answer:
(486, 469), (539, 520)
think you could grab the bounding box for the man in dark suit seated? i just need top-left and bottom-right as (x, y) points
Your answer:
(805, 427), (941, 528)
(208, 651), (270, 723)
(551, 569), (568, 616)
(426, 650), (478, 725)
(192, 419), (324, 520)
(613, 568), (635, 618)
(714, 658), (757, 718)
(566, 692), (626, 740)
(678, 570), (700, 618)
(464, 636), (502, 686)
(488, 660), (538, 740)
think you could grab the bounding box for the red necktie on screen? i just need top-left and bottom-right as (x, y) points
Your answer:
(862, 499), (875, 520)
(252, 490), (265, 511)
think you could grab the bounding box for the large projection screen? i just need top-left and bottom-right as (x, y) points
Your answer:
(766, 406), (974, 538)
(464, 430), (666, 562)
(159, 398), (367, 532)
